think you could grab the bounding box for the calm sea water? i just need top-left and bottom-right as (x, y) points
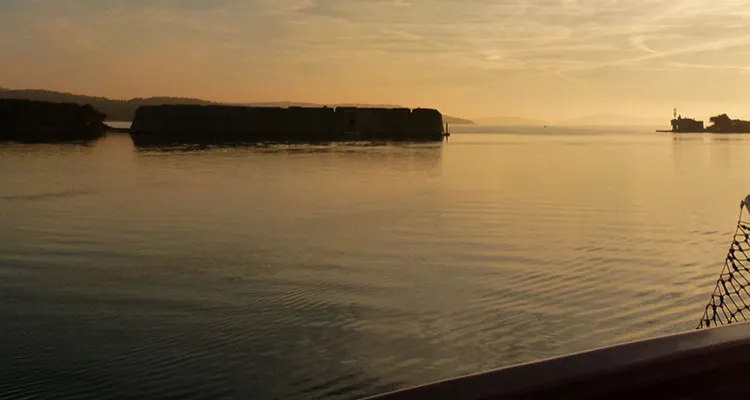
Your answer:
(2, 127), (749, 399)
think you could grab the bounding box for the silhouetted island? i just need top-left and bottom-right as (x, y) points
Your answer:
(0, 99), (107, 143)
(129, 105), (446, 145)
(664, 113), (750, 133)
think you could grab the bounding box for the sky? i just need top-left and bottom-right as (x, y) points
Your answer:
(2, 0), (750, 121)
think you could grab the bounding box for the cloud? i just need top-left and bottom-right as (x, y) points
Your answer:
(560, 34), (750, 73)
(4, 0), (750, 118)
(630, 36), (656, 54)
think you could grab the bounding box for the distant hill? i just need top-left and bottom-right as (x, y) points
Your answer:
(237, 101), (403, 109)
(0, 88), (473, 123)
(468, 113), (669, 127)
(0, 89), (219, 121)
(472, 116), (548, 126)
(557, 113), (663, 126)
(443, 116), (473, 125)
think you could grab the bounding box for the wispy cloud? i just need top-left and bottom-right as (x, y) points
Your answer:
(559, 35), (750, 73)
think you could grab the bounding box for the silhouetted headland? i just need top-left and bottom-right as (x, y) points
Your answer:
(0, 99), (107, 143)
(129, 105), (447, 146)
(659, 112), (750, 133)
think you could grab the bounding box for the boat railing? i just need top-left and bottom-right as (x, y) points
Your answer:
(365, 321), (750, 399)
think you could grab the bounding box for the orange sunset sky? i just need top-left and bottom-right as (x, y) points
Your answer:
(3, 0), (750, 121)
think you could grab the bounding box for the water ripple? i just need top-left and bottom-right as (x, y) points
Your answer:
(2, 132), (747, 399)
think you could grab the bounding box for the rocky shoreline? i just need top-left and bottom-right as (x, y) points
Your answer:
(0, 99), (108, 143)
(0, 100), (449, 145)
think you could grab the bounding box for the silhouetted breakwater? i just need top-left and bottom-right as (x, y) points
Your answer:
(664, 114), (750, 133)
(129, 105), (445, 145)
(669, 117), (704, 133)
(0, 99), (107, 143)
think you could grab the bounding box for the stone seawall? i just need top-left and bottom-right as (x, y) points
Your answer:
(0, 99), (107, 143)
(130, 105), (444, 145)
